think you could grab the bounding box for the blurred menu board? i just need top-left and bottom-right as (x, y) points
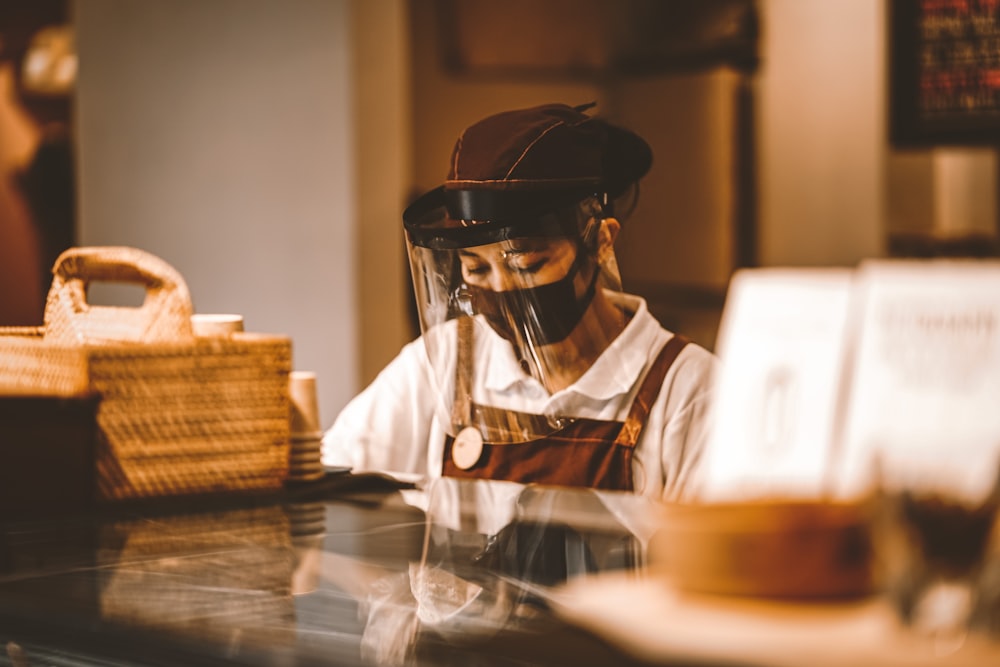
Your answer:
(835, 260), (1000, 503)
(890, 0), (1000, 146)
(699, 268), (855, 502)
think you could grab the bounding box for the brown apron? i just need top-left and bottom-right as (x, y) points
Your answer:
(442, 321), (690, 491)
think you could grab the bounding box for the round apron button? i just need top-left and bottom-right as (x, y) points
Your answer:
(452, 427), (483, 470)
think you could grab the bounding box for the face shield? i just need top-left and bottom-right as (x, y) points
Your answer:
(403, 187), (626, 445)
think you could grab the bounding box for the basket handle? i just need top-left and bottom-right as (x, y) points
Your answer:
(43, 246), (195, 343)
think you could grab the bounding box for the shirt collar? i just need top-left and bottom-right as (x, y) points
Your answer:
(481, 292), (662, 400)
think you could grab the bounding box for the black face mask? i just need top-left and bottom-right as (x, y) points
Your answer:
(464, 253), (600, 346)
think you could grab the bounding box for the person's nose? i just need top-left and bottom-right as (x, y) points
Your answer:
(487, 264), (518, 292)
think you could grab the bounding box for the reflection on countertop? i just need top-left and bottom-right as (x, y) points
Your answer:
(0, 473), (657, 667)
(3, 472), (1000, 667)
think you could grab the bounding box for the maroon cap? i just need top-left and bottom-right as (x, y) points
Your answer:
(446, 102), (652, 198)
(403, 103), (652, 246)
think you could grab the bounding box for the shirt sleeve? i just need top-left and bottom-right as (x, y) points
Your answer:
(322, 337), (440, 475)
(659, 345), (719, 502)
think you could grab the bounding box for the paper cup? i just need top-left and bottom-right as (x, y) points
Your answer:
(191, 313), (244, 337)
(289, 370), (321, 436)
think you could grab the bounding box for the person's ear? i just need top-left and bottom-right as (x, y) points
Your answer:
(599, 217), (621, 249)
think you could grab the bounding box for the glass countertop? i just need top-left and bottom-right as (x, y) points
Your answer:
(0, 472), (659, 667)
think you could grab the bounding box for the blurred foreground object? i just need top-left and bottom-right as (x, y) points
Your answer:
(699, 268), (855, 502)
(670, 268), (873, 597)
(688, 259), (1000, 643)
(839, 260), (1000, 646)
(20, 24), (75, 97)
(873, 477), (1000, 649)
(649, 500), (873, 599)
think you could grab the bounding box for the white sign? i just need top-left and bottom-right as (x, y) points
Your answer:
(700, 268), (855, 502)
(834, 260), (1000, 503)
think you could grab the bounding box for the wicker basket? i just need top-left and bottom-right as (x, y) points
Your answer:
(0, 246), (292, 501)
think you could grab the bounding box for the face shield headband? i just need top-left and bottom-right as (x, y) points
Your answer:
(403, 186), (604, 250)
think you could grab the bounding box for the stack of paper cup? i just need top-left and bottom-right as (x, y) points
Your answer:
(288, 371), (324, 483)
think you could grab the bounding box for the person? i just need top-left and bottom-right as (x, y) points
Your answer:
(323, 102), (717, 500)
(0, 3), (75, 325)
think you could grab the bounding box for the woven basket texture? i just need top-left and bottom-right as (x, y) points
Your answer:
(0, 247), (292, 501)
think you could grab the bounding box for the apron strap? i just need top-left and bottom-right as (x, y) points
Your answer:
(452, 315), (474, 431)
(453, 318), (556, 441)
(613, 334), (690, 449)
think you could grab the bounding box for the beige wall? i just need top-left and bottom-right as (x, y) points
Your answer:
(352, 0), (412, 385)
(757, 0), (887, 267)
(614, 71), (740, 290)
(757, 0), (997, 265)
(73, 0), (358, 427)
(408, 1), (602, 200)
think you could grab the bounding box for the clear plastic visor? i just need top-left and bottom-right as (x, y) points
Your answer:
(405, 197), (625, 444)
